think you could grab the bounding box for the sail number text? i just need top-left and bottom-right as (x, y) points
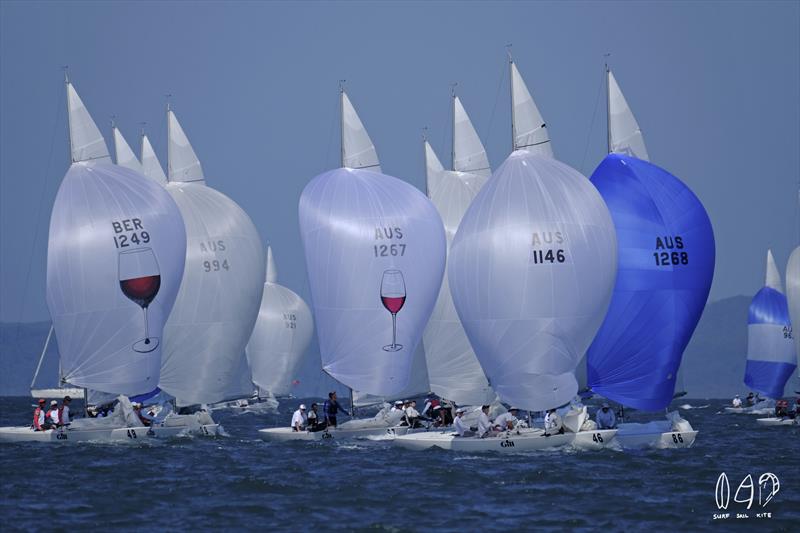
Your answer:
(112, 218), (150, 249)
(200, 240), (230, 272)
(284, 313), (297, 329)
(530, 231), (566, 265)
(653, 236), (689, 266)
(373, 226), (406, 257)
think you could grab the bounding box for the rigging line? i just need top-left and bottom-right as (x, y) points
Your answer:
(324, 89), (337, 172)
(579, 63), (606, 175)
(483, 55), (507, 148)
(14, 78), (64, 350)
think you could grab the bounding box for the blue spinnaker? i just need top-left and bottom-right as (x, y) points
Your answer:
(745, 284), (796, 399)
(587, 154), (715, 411)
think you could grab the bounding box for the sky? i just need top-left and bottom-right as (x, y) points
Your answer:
(1, 0), (798, 325)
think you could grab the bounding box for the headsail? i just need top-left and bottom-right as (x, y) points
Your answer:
(787, 246), (800, 368)
(167, 109), (205, 184)
(245, 246), (314, 397)
(159, 109), (266, 405)
(452, 96), (490, 178)
(48, 82), (186, 395)
(607, 69), (649, 160)
(449, 151), (617, 411)
(510, 61), (552, 157)
(140, 134), (168, 185)
(341, 90), (381, 171)
(112, 126), (143, 173)
(422, 139), (494, 406)
(586, 154), (715, 410)
(745, 250), (796, 398)
(298, 166), (446, 397)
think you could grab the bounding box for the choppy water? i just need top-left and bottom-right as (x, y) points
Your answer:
(1, 397), (798, 531)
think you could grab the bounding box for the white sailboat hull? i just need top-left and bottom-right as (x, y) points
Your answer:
(30, 388), (84, 399)
(0, 424), (182, 443)
(258, 425), (416, 442)
(755, 417), (797, 426)
(392, 428), (618, 452)
(723, 406), (774, 415)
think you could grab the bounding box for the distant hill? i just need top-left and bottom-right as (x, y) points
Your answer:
(2, 296), (798, 398)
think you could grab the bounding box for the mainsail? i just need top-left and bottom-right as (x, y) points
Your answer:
(47, 81), (186, 395)
(341, 89), (381, 171)
(607, 68), (649, 160)
(421, 95), (494, 406)
(112, 126), (143, 174)
(452, 96), (491, 178)
(157, 109), (266, 405)
(140, 134), (168, 184)
(745, 250), (796, 398)
(245, 246), (314, 397)
(448, 150), (617, 411)
(510, 60), (552, 157)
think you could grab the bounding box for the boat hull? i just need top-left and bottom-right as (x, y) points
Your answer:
(755, 417), (797, 426)
(392, 428), (618, 452)
(0, 425), (181, 443)
(258, 425), (413, 442)
(614, 429), (697, 449)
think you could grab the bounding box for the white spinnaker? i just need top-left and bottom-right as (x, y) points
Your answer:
(141, 134), (167, 184)
(510, 62), (553, 157)
(341, 91), (381, 171)
(66, 82), (110, 163)
(246, 246), (314, 397)
(422, 141), (494, 405)
(113, 126), (143, 173)
(787, 246), (800, 367)
(157, 111), (266, 405)
(449, 151), (617, 411)
(452, 96), (491, 179)
(608, 69), (650, 161)
(48, 83), (185, 395)
(352, 342), (430, 407)
(167, 109), (204, 184)
(299, 167), (446, 397)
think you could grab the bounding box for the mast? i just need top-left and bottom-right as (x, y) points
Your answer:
(422, 127), (429, 197)
(63, 67), (74, 164)
(339, 80), (345, 168)
(605, 60), (611, 154)
(450, 83), (457, 171)
(507, 46), (516, 152)
(30, 325), (54, 390)
(349, 387), (355, 417)
(166, 99), (171, 182)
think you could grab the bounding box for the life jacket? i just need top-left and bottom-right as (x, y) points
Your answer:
(33, 407), (45, 429)
(429, 398), (440, 410)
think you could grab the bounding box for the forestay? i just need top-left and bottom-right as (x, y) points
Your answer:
(47, 82), (186, 395)
(510, 61), (552, 157)
(586, 154), (715, 411)
(157, 110), (266, 405)
(449, 151), (617, 411)
(246, 246), (314, 397)
(299, 167), (446, 397)
(745, 250), (796, 399)
(607, 69), (650, 161)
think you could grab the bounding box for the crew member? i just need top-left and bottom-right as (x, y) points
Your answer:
(477, 405), (493, 438)
(291, 404), (307, 431)
(453, 407), (473, 437)
(46, 400), (60, 426)
(493, 408), (519, 431)
(731, 395), (742, 408)
(323, 391), (347, 428)
(405, 400), (422, 428)
(32, 398), (48, 431)
(596, 403), (617, 429)
(132, 402), (153, 427)
(544, 408), (564, 435)
(746, 392), (755, 406)
(59, 396), (72, 426)
(307, 403), (325, 431)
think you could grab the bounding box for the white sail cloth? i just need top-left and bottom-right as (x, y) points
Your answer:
(452, 96), (491, 178)
(66, 83), (111, 163)
(510, 62), (552, 157)
(246, 247), (314, 397)
(352, 342), (431, 407)
(608, 70), (649, 161)
(113, 127), (143, 173)
(341, 91), (381, 171)
(141, 134), (168, 184)
(167, 110), (204, 184)
(787, 246), (800, 363)
(422, 142), (494, 406)
(299, 167), (446, 397)
(47, 161), (186, 395)
(449, 151), (617, 411)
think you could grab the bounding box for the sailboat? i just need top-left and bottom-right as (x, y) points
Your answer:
(260, 87), (446, 442)
(421, 91), (495, 408)
(787, 245), (800, 371)
(584, 66), (714, 449)
(1, 79), (187, 443)
(396, 56), (618, 452)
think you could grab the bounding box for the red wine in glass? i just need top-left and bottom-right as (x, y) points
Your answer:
(381, 269), (406, 352)
(119, 247), (161, 353)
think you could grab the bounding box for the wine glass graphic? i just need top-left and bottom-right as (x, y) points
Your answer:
(119, 247), (162, 353)
(381, 269), (406, 352)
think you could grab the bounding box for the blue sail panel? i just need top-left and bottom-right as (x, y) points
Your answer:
(586, 154), (715, 411)
(745, 286), (795, 398)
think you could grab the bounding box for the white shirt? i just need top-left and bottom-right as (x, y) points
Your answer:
(544, 411), (562, 432)
(291, 409), (307, 430)
(494, 412), (517, 430)
(732, 398), (742, 407)
(477, 411), (492, 436)
(61, 405), (70, 424)
(453, 415), (469, 436)
(405, 406), (420, 418)
(47, 408), (59, 424)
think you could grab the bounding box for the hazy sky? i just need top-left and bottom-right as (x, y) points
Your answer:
(1, 1), (798, 324)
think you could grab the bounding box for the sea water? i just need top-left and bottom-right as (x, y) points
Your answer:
(1, 397), (798, 531)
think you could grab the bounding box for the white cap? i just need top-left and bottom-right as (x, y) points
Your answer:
(299, 404), (306, 410)
(50, 400), (58, 406)
(132, 402), (141, 407)
(455, 407), (466, 414)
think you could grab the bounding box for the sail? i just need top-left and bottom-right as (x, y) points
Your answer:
(510, 62), (552, 157)
(66, 82), (110, 163)
(448, 150), (617, 411)
(246, 247), (314, 397)
(353, 342), (430, 407)
(586, 154), (715, 410)
(167, 110), (205, 184)
(787, 246), (800, 367)
(452, 96), (490, 178)
(140, 134), (167, 184)
(341, 91), (381, 171)
(299, 167), (446, 396)
(608, 70), (649, 161)
(113, 127), (143, 173)
(745, 250), (796, 398)
(158, 111), (266, 405)
(422, 141), (494, 405)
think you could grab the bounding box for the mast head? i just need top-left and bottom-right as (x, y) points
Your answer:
(506, 43), (513, 63)
(165, 93), (172, 112)
(62, 65), (70, 84)
(338, 79), (346, 93)
(450, 82), (458, 98)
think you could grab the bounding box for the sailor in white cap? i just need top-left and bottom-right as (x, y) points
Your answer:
(493, 407), (520, 432)
(132, 402), (154, 427)
(596, 402), (617, 429)
(390, 400), (404, 414)
(291, 404), (308, 432)
(453, 407), (473, 437)
(46, 400), (60, 426)
(731, 394), (742, 408)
